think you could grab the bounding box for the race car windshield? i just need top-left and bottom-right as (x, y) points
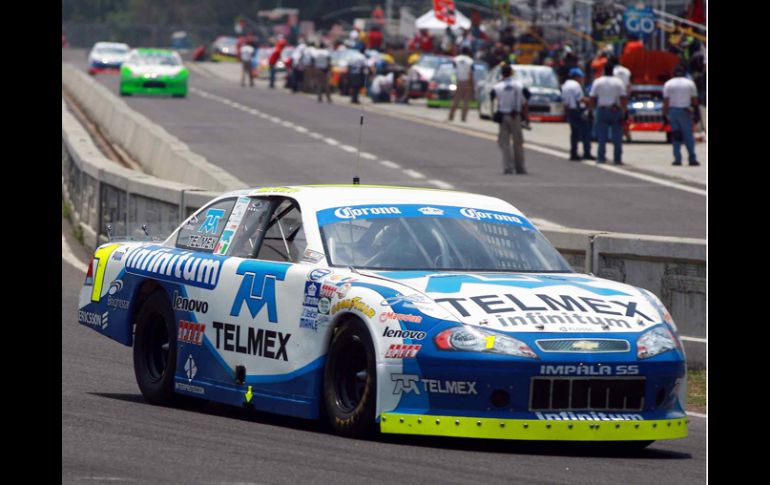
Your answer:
(514, 69), (559, 89)
(418, 55), (448, 69)
(95, 47), (128, 55)
(134, 54), (181, 66)
(318, 206), (573, 272)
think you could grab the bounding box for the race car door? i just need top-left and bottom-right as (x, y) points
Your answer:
(205, 196), (325, 411)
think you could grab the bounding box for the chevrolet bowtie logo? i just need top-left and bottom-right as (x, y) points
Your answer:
(571, 340), (600, 350)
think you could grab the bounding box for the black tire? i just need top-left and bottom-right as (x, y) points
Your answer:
(133, 290), (178, 405)
(323, 318), (377, 438)
(172, 94), (186, 98)
(120, 91), (131, 97)
(665, 132), (672, 143)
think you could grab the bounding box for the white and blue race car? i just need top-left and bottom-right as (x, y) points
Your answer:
(78, 186), (688, 445)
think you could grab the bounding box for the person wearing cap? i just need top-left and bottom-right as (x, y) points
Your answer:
(490, 64), (528, 174)
(561, 68), (595, 161)
(663, 66), (700, 166)
(590, 62), (627, 164)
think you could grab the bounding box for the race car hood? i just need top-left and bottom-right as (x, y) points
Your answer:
(367, 270), (665, 334)
(125, 65), (185, 77)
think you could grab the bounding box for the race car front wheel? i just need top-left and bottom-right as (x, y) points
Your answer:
(323, 318), (377, 437)
(133, 290), (177, 405)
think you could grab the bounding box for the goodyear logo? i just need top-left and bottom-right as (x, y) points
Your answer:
(331, 297), (376, 318)
(125, 246), (223, 290)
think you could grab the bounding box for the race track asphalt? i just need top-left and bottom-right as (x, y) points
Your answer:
(63, 52), (705, 238)
(62, 218), (706, 485)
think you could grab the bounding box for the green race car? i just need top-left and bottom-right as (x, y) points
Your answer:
(120, 48), (188, 98)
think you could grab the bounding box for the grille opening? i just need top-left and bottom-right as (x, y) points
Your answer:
(530, 378), (645, 411)
(490, 389), (510, 408)
(143, 81), (166, 88)
(531, 380), (550, 409)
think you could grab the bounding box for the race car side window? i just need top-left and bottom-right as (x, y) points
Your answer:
(257, 198), (307, 263)
(175, 198), (236, 253)
(227, 198), (273, 258)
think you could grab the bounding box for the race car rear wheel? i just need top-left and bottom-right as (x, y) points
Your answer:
(323, 318), (377, 437)
(133, 290), (177, 405)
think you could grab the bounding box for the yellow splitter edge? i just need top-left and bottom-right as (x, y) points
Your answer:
(380, 414), (688, 441)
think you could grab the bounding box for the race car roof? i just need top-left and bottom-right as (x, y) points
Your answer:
(235, 185), (526, 218)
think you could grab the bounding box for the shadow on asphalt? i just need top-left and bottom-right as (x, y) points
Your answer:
(91, 392), (691, 459)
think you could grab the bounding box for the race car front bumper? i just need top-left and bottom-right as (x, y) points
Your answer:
(380, 413), (688, 441)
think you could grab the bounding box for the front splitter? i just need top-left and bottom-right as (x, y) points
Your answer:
(380, 413), (688, 441)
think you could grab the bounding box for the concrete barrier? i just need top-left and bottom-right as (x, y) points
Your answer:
(61, 63), (245, 193)
(62, 99), (220, 244)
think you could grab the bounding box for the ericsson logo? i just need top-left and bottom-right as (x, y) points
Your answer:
(334, 206), (401, 220)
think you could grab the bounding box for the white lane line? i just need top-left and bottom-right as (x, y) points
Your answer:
(62, 234), (88, 273)
(594, 163), (707, 196)
(76, 478), (136, 482)
(404, 169), (426, 179)
(524, 143), (570, 159)
(428, 179), (455, 189)
(680, 336), (707, 344)
(687, 411), (707, 419)
(380, 160), (402, 169)
(193, 87), (464, 189)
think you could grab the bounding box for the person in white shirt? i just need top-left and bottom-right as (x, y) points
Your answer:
(490, 64), (528, 174)
(448, 47), (475, 122)
(301, 43), (316, 93)
(663, 66), (700, 166)
(240, 42), (255, 87)
(613, 64), (632, 95)
(589, 63), (627, 164)
(561, 68), (594, 161)
(369, 72), (393, 103)
(313, 43), (332, 103)
(291, 41), (307, 93)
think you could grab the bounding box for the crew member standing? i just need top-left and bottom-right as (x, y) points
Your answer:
(490, 64), (528, 174)
(663, 66), (700, 166)
(590, 63), (627, 164)
(313, 43), (332, 103)
(561, 68), (594, 161)
(448, 46), (475, 122)
(268, 37), (287, 89)
(240, 42), (255, 87)
(347, 53), (367, 104)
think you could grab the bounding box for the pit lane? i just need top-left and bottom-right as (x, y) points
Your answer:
(62, 50), (705, 239)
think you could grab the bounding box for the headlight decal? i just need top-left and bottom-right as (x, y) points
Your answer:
(434, 326), (538, 359)
(636, 325), (679, 359)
